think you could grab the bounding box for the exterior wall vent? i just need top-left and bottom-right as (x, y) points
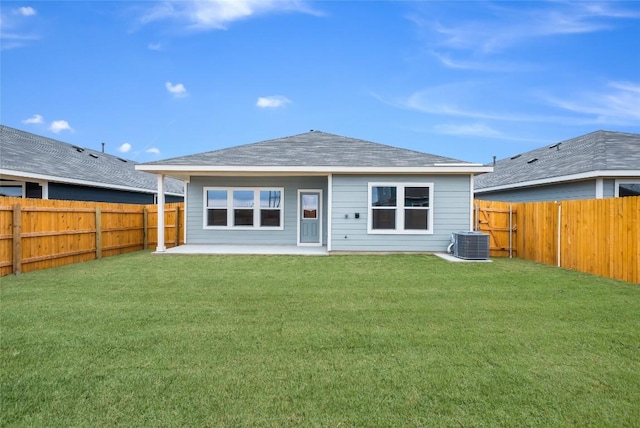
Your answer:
(453, 232), (489, 260)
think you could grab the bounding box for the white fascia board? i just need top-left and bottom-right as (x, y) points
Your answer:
(0, 168), (183, 196)
(135, 165), (494, 175)
(475, 170), (640, 193)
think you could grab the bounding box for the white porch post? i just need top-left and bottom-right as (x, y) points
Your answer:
(41, 182), (49, 199)
(595, 178), (604, 199)
(156, 174), (166, 252)
(327, 173), (333, 252)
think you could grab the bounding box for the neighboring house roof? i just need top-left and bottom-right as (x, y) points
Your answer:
(138, 130), (491, 177)
(475, 130), (640, 192)
(0, 125), (184, 195)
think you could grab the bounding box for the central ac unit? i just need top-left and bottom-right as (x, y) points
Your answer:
(453, 231), (489, 260)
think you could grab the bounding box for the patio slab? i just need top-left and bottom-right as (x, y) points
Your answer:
(434, 253), (493, 263)
(157, 244), (328, 256)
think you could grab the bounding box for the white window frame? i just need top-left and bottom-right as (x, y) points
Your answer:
(0, 180), (26, 198)
(367, 182), (434, 235)
(614, 179), (640, 197)
(203, 187), (284, 230)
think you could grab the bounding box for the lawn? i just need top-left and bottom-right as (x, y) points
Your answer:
(1, 252), (639, 427)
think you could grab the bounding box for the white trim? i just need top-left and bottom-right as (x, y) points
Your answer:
(41, 182), (49, 199)
(615, 179), (640, 197)
(202, 187), (285, 230)
(0, 168), (183, 196)
(183, 182), (188, 244)
(476, 170), (640, 193)
(367, 182), (434, 235)
(434, 163), (484, 167)
(327, 174), (333, 252)
(469, 174), (474, 230)
(156, 174), (166, 252)
(595, 178), (604, 199)
(297, 189), (323, 246)
(136, 165), (493, 175)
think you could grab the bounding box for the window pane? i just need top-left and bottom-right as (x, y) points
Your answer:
(405, 209), (428, 230)
(260, 190), (281, 208)
(372, 186), (396, 207)
(260, 210), (280, 227)
(372, 209), (396, 229)
(619, 183), (640, 197)
(207, 209), (227, 226)
(234, 209), (254, 226)
(207, 190), (227, 208)
(0, 186), (23, 197)
(302, 195), (318, 219)
(405, 187), (429, 207)
(233, 190), (254, 207)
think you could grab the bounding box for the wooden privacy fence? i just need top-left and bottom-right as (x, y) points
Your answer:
(0, 197), (184, 277)
(475, 197), (640, 284)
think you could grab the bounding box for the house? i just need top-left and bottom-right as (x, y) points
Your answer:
(136, 131), (492, 252)
(0, 125), (184, 204)
(475, 130), (640, 202)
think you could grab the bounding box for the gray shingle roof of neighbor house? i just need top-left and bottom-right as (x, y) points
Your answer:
(0, 125), (184, 195)
(475, 130), (640, 191)
(139, 130), (483, 170)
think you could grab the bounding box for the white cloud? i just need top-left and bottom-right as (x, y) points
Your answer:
(140, 0), (322, 31)
(17, 7), (36, 16)
(409, 2), (640, 71)
(434, 122), (503, 138)
(22, 114), (43, 124)
(148, 42), (162, 51)
(118, 143), (132, 153)
(1, 6), (39, 50)
(165, 81), (188, 97)
(541, 81), (640, 125)
(256, 95), (291, 108)
(146, 147), (160, 155)
(49, 120), (73, 133)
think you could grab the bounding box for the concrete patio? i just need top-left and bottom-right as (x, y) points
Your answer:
(157, 244), (329, 256)
(156, 245), (490, 261)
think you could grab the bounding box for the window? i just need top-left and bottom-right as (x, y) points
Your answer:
(0, 181), (25, 198)
(204, 187), (283, 229)
(368, 183), (433, 234)
(615, 180), (640, 197)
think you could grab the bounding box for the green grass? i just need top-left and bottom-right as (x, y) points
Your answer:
(1, 253), (639, 427)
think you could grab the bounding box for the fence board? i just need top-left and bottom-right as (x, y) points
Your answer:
(474, 200), (517, 257)
(475, 197), (639, 283)
(0, 197), (184, 277)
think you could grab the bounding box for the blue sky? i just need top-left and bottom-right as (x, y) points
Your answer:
(2, 1), (639, 164)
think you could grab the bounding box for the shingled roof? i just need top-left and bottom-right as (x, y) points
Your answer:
(475, 130), (640, 191)
(0, 125), (184, 195)
(141, 130), (473, 168)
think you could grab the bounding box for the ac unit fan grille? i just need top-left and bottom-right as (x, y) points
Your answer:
(453, 232), (489, 260)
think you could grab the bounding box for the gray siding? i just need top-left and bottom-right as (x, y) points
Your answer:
(330, 174), (472, 252)
(603, 179), (616, 198)
(186, 176), (328, 245)
(475, 180), (597, 202)
(49, 182), (160, 204)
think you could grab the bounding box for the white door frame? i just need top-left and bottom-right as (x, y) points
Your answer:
(297, 189), (323, 246)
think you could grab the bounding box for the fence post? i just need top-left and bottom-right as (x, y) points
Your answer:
(175, 206), (180, 247)
(143, 207), (148, 250)
(557, 202), (562, 268)
(12, 203), (21, 275)
(509, 204), (513, 258)
(95, 207), (102, 259)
